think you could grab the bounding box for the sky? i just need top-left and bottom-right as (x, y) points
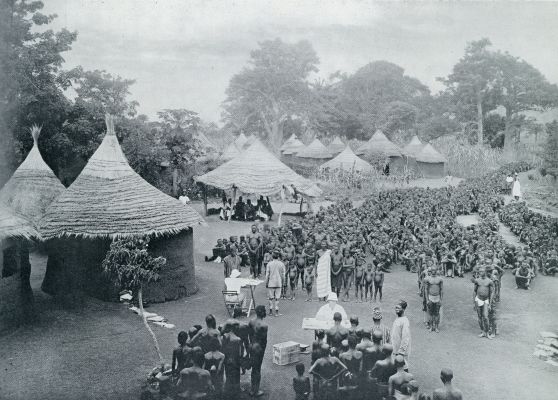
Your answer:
(41, 0), (558, 124)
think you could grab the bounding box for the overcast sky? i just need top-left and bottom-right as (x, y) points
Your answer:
(42, 0), (558, 124)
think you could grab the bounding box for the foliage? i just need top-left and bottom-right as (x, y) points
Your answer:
(222, 38), (319, 151)
(102, 237), (165, 292)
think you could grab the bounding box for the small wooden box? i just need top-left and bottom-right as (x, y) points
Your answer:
(273, 341), (300, 365)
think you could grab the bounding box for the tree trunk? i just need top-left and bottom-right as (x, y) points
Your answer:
(503, 107), (517, 150)
(476, 93), (483, 146)
(172, 167), (179, 197)
(138, 286), (164, 365)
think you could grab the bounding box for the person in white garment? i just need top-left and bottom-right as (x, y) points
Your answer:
(224, 269), (247, 311)
(391, 299), (411, 371)
(512, 173), (522, 201)
(315, 292), (348, 322)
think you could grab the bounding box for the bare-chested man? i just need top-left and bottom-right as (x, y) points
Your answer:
(354, 257), (365, 302)
(331, 244), (344, 298)
(388, 355), (414, 399)
(342, 248), (355, 302)
(248, 305), (268, 397)
(473, 267), (494, 339)
(425, 268), (443, 333)
(364, 263), (375, 302)
(373, 264), (384, 302)
(432, 368), (463, 400)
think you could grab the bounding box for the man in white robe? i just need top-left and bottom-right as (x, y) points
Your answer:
(315, 292), (348, 322)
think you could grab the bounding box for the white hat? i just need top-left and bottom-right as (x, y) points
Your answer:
(327, 292), (338, 302)
(230, 269), (241, 278)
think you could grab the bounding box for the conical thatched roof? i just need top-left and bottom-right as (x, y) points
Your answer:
(296, 138), (333, 159)
(403, 135), (424, 157)
(281, 138), (305, 155)
(40, 115), (204, 239)
(320, 145), (373, 173)
(0, 125), (65, 228)
(280, 134), (298, 151)
(0, 206), (39, 242)
(327, 137), (345, 154)
(195, 131), (215, 149)
(195, 139), (322, 197)
(416, 143), (447, 163)
(356, 130), (402, 157)
(234, 133), (248, 149)
(245, 135), (257, 146)
(221, 142), (242, 160)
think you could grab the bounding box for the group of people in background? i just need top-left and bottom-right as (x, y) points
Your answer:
(220, 194), (274, 222)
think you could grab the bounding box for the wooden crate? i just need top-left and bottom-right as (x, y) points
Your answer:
(272, 341), (300, 366)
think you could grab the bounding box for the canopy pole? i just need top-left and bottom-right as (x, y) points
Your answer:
(230, 186), (237, 223)
(278, 186), (285, 227)
(203, 184), (208, 216)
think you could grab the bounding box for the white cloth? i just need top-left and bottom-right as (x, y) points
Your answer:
(512, 180), (521, 197)
(224, 278), (242, 294)
(179, 195), (190, 205)
(315, 303), (348, 322)
(391, 316), (411, 360)
(316, 250), (332, 298)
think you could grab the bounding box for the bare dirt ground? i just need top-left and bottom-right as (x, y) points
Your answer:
(1, 213), (557, 400)
(513, 170), (558, 217)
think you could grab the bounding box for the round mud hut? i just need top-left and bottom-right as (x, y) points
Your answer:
(39, 116), (205, 303)
(416, 143), (447, 178)
(0, 125), (65, 327)
(327, 136), (346, 155)
(356, 130), (404, 173)
(293, 138), (333, 169)
(319, 145), (373, 173)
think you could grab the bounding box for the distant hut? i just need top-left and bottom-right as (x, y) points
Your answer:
(320, 145), (373, 173)
(0, 125), (65, 327)
(221, 142), (242, 160)
(280, 134), (298, 152)
(402, 135), (424, 158)
(327, 137), (345, 155)
(356, 130), (404, 173)
(39, 116), (205, 303)
(295, 138), (333, 168)
(234, 132), (249, 149)
(416, 143), (447, 178)
(195, 131), (216, 150)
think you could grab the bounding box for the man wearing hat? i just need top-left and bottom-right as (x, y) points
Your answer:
(371, 307), (391, 346)
(265, 250), (286, 317)
(224, 269), (247, 311)
(315, 292), (348, 322)
(391, 300), (411, 370)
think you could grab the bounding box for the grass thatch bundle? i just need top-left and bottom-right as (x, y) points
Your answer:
(0, 125), (65, 227)
(195, 139), (322, 197)
(296, 138), (333, 159)
(40, 115), (204, 239)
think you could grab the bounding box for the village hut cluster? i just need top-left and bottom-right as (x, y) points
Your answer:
(0, 117), (205, 328)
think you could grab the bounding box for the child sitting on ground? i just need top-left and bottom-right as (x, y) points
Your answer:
(293, 362), (311, 400)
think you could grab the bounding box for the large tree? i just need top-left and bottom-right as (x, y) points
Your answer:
(222, 38), (319, 151)
(0, 0), (76, 184)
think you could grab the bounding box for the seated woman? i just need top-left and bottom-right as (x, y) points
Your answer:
(233, 196), (246, 221)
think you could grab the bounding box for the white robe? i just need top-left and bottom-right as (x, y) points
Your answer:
(315, 303), (348, 322)
(512, 180), (521, 198)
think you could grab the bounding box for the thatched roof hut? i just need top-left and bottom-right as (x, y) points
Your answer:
(403, 135), (424, 158)
(327, 137), (345, 155)
(0, 126), (65, 228)
(195, 139), (321, 197)
(356, 130), (402, 157)
(234, 132), (249, 149)
(416, 143), (447, 178)
(280, 134), (298, 151)
(296, 138), (333, 159)
(221, 142), (242, 160)
(39, 115), (204, 302)
(195, 131), (215, 150)
(320, 146), (373, 173)
(281, 138), (305, 155)
(0, 207), (39, 243)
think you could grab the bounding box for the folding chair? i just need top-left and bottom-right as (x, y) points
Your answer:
(222, 290), (245, 317)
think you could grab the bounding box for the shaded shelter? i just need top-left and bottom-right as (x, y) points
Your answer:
(416, 143), (447, 178)
(319, 145), (373, 173)
(40, 116), (205, 303)
(0, 125), (64, 328)
(195, 139), (321, 220)
(356, 130), (404, 173)
(327, 137), (345, 155)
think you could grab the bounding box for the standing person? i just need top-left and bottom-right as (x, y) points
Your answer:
(248, 234), (262, 279)
(330, 244), (344, 298)
(293, 362), (311, 400)
(432, 368), (463, 400)
(189, 314), (221, 353)
(221, 320), (243, 400)
(248, 305), (268, 397)
(371, 307), (391, 346)
(512, 173), (522, 201)
(388, 355), (414, 400)
(203, 337), (225, 399)
(342, 248), (355, 302)
(223, 246), (241, 278)
(177, 348), (214, 399)
(391, 300), (411, 371)
(373, 264), (384, 302)
(265, 250), (286, 317)
(473, 267), (494, 339)
(424, 269), (443, 333)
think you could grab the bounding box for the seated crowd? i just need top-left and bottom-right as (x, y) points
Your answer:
(220, 195), (274, 222)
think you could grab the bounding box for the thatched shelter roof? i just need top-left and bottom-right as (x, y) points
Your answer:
(195, 139), (322, 197)
(195, 131), (215, 149)
(282, 138), (305, 155)
(0, 207), (39, 242)
(296, 138), (333, 159)
(327, 137), (345, 154)
(320, 146), (373, 173)
(356, 130), (402, 157)
(0, 126), (65, 227)
(280, 134), (298, 151)
(416, 143), (447, 163)
(40, 115), (204, 239)
(234, 133), (248, 149)
(221, 142), (242, 160)
(403, 135), (424, 157)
